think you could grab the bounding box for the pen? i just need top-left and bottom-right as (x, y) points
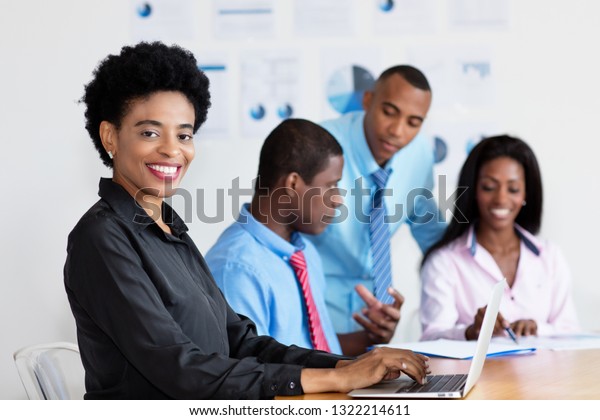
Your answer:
(505, 326), (519, 344)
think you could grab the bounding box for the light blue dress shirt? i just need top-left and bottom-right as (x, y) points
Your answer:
(205, 204), (343, 355)
(306, 111), (447, 333)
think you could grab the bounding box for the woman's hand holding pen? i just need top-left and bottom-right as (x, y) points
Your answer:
(510, 319), (537, 337)
(466, 306), (538, 340)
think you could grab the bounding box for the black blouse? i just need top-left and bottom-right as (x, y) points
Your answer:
(64, 178), (344, 399)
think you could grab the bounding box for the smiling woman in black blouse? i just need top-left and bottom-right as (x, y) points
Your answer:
(64, 41), (429, 399)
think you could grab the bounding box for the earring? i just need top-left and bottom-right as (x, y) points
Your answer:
(107, 151), (113, 159)
(522, 200), (527, 206)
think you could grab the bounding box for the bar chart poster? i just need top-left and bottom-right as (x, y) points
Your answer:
(407, 44), (496, 109)
(196, 52), (231, 140)
(293, 0), (357, 37)
(213, 0), (275, 39)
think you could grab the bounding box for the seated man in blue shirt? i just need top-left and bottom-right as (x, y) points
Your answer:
(206, 119), (404, 356)
(309, 65), (447, 334)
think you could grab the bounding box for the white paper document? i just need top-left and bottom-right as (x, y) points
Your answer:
(382, 339), (535, 360)
(492, 334), (600, 351)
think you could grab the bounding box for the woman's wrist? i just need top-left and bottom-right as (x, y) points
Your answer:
(300, 368), (341, 394)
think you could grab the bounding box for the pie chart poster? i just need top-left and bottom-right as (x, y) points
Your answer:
(320, 48), (382, 120)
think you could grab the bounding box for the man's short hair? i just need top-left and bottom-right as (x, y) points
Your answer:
(256, 119), (343, 192)
(378, 65), (431, 92)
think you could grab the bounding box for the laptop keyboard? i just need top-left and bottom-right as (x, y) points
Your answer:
(396, 374), (468, 394)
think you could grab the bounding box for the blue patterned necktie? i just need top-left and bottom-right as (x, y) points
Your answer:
(369, 168), (393, 304)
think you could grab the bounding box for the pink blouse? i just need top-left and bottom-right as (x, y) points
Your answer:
(420, 225), (580, 340)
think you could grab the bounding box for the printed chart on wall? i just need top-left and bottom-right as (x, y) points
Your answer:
(293, 0), (357, 37)
(196, 52), (231, 140)
(423, 120), (499, 200)
(408, 45), (499, 192)
(408, 44), (497, 109)
(448, 0), (509, 30)
(240, 51), (303, 139)
(212, 0), (275, 39)
(320, 48), (382, 121)
(129, 0), (197, 42)
(372, 0), (437, 35)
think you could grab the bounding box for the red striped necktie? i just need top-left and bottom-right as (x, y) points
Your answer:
(289, 250), (331, 352)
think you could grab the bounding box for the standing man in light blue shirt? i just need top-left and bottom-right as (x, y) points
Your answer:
(206, 119), (405, 356)
(309, 65), (447, 334)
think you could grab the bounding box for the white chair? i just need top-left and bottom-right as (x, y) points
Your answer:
(13, 342), (86, 400)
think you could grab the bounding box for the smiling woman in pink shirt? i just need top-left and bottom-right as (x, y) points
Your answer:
(420, 135), (580, 341)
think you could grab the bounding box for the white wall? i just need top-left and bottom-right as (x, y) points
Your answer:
(1, 0), (599, 399)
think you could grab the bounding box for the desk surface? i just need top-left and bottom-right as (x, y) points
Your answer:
(280, 349), (600, 400)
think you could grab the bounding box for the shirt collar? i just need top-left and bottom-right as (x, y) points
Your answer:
(464, 224), (542, 257)
(237, 203), (305, 259)
(514, 225), (542, 256)
(350, 111), (395, 177)
(98, 177), (188, 236)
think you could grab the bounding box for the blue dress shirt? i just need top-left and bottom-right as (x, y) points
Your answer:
(205, 204), (343, 355)
(306, 111), (447, 333)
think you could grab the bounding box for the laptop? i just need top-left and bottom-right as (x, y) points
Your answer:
(348, 279), (506, 399)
